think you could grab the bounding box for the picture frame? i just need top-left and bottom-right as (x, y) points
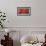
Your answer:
(17, 7), (31, 16)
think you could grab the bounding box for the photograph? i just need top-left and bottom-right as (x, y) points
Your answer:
(17, 7), (31, 16)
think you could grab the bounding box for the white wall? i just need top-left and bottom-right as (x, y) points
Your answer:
(0, 1), (46, 46)
(0, 0), (46, 27)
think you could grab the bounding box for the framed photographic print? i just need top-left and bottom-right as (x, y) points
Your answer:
(17, 7), (31, 16)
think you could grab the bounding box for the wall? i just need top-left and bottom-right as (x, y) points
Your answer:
(0, 0), (46, 27)
(0, 0), (46, 46)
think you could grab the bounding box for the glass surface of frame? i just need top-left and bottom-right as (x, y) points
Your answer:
(17, 7), (31, 16)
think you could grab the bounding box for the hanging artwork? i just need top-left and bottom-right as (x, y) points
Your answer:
(17, 7), (31, 16)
